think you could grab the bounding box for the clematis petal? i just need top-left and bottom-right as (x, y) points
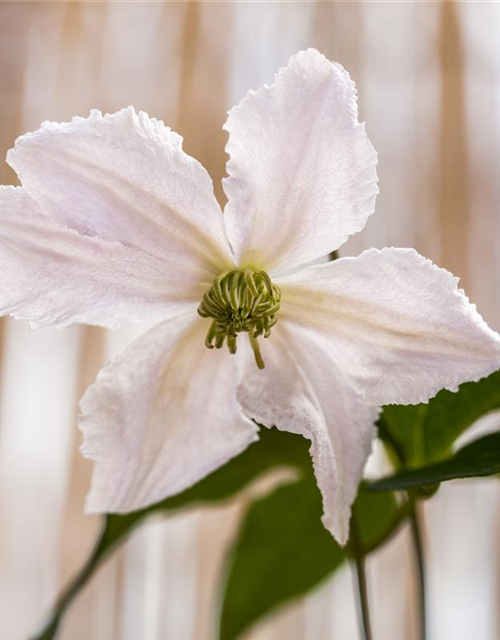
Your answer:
(223, 48), (378, 273)
(80, 314), (258, 513)
(8, 106), (234, 274)
(237, 321), (378, 545)
(0, 187), (203, 328)
(278, 247), (500, 405)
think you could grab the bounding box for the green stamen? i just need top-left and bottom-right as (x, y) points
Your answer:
(197, 268), (282, 369)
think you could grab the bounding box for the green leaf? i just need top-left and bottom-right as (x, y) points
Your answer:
(378, 369), (500, 468)
(219, 478), (346, 640)
(32, 427), (310, 640)
(219, 480), (405, 640)
(369, 432), (500, 491)
(350, 483), (407, 553)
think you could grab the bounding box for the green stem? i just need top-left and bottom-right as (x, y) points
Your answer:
(350, 514), (373, 640)
(352, 554), (373, 640)
(409, 497), (427, 640)
(31, 520), (112, 640)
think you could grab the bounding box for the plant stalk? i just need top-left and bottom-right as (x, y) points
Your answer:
(353, 553), (373, 640)
(409, 498), (427, 640)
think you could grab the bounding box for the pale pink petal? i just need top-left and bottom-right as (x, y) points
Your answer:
(279, 248), (500, 405)
(223, 48), (378, 273)
(237, 321), (378, 545)
(80, 314), (258, 513)
(8, 106), (234, 276)
(0, 187), (199, 328)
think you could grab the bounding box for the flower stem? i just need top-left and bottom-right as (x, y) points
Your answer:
(409, 497), (427, 640)
(353, 553), (373, 640)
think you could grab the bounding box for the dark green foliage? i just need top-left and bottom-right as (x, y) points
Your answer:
(369, 432), (500, 491)
(378, 370), (500, 468)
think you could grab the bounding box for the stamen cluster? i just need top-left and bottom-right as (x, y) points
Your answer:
(197, 269), (282, 369)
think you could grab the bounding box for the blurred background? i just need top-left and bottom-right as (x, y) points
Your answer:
(0, 1), (499, 638)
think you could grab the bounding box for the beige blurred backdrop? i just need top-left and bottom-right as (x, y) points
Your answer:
(0, 1), (499, 639)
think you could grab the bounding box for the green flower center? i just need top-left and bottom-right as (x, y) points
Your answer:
(197, 269), (282, 369)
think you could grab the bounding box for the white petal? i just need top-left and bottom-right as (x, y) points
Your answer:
(8, 106), (234, 275)
(279, 247), (500, 405)
(0, 187), (200, 328)
(237, 322), (378, 545)
(80, 314), (258, 513)
(223, 48), (378, 273)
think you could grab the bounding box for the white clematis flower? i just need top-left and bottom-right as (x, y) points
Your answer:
(1, 48), (499, 545)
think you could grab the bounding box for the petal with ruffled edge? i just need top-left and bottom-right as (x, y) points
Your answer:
(223, 48), (378, 274)
(8, 106), (234, 276)
(237, 321), (378, 545)
(80, 314), (258, 513)
(278, 248), (500, 405)
(0, 187), (204, 328)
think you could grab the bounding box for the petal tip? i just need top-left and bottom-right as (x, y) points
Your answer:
(322, 511), (350, 547)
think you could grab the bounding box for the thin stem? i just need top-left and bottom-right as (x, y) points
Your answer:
(352, 554), (373, 640)
(31, 520), (110, 640)
(409, 498), (427, 640)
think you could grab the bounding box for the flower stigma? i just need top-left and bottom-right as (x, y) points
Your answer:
(197, 269), (282, 370)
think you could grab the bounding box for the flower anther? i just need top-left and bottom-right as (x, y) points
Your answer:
(197, 269), (282, 369)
